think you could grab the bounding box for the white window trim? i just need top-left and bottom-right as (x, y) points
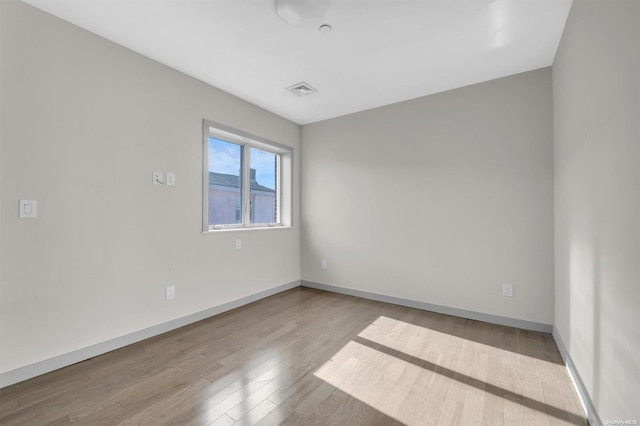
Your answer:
(202, 119), (293, 232)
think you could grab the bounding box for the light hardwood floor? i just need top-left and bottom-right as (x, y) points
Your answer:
(0, 287), (587, 425)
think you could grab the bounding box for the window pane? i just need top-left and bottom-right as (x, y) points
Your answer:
(249, 147), (278, 224)
(209, 137), (242, 226)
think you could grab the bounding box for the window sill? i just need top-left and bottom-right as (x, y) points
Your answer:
(202, 226), (293, 234)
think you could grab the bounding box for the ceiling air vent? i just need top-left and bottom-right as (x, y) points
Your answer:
(286, 82), (318, 97)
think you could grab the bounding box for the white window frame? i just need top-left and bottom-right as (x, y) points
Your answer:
(203, 120), (293, 232)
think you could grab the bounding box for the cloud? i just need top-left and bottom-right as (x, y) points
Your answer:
(209, 138), (241, 175)
(209, 138), (277, 190)
(250, 148), (276, 189)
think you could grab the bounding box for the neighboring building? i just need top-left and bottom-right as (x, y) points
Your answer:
(209, 169), (276, 225)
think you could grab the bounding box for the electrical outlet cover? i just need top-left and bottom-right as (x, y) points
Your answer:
(502, 284), (513, 297)
(166, 285), (175, 300)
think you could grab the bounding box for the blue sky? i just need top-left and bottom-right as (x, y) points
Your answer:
(209, 137), (276, 190)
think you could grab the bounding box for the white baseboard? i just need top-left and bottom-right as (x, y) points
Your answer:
(301, 280), (553, 333)
(0, 279), (559, 389)
(552, 326), (601, 426)
(0, 280), (300, 388)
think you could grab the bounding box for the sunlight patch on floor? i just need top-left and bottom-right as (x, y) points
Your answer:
(314, 316), (585, 425)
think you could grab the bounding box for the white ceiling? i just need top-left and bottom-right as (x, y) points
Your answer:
(21, 0), (572, 125)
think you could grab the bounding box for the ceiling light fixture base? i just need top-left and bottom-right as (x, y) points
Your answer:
(275, 0), (330, 27)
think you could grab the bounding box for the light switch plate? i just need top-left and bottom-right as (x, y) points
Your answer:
(19, 200), (37, 218)
(166, 172), (175, 186)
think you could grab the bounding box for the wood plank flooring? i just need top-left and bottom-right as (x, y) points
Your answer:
(0, 287), (587, 425)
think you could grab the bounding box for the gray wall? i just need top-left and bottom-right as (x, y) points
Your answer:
(301, 68), (554, 325)
(0, 0), (300, 375)
(553, 0), (639, 421)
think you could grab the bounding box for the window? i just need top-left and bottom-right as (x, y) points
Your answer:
(203, 120), (292, 231)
